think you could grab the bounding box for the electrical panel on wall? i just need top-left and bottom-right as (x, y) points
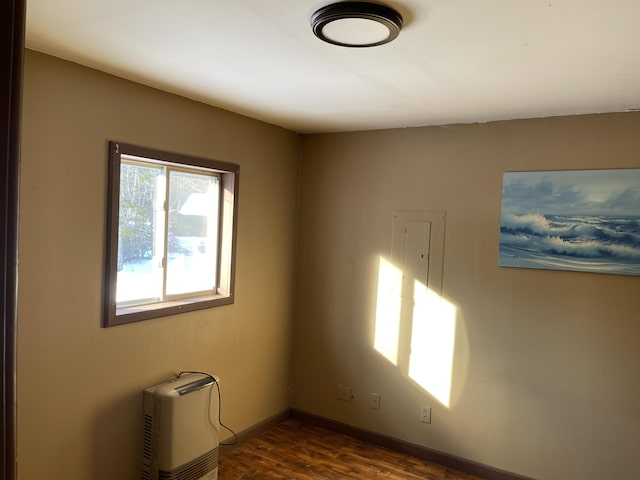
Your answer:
(391, 211), (446, 298)
(387, 210), (447, 376)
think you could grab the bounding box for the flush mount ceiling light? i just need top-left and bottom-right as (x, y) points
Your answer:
(311, 1), (403, 48)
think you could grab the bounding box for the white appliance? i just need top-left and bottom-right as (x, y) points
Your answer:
(142, 373), (220, 480)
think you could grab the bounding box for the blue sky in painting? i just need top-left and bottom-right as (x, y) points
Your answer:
(501, 169), (640, 216)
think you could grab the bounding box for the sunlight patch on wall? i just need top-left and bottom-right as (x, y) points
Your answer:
(373, 254), (457, 408)
(374, 256), (402, 365)
(408, 280), (457, 408)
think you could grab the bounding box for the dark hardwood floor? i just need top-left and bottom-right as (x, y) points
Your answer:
(218, 419), (485, 479)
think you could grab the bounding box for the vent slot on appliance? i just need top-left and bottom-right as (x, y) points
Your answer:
(159, 448), (218, 480)
(143, 414), (153, 460)
(174, 377), (214, 396)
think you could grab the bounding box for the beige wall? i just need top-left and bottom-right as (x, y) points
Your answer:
(292, 114), (640, 480)
(18, 51), (300, 480)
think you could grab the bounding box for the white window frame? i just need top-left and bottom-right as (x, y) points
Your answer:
(103, 141), (239, 327)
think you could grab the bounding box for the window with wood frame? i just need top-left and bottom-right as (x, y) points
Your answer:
(103, 142), (239, 327)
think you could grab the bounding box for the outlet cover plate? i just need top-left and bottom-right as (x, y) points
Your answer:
(421, 405), (431, 424)
(338, 384), (353, 402)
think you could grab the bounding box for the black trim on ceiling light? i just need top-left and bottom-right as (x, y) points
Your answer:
(311, 2), (403, 48)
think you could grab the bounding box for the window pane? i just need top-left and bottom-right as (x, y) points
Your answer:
(166, 170), (220, 296)
(116, 163), (164, 305)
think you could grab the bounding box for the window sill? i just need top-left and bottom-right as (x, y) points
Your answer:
(109, 293), (234, 327)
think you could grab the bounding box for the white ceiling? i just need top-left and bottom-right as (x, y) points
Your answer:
(25, 0), (640, 134)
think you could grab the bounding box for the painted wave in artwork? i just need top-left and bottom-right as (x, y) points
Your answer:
(499, 213), (640, 275)
(499, 169), (640, 276)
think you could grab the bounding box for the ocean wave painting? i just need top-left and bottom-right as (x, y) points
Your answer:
(499, 169), (640, 276)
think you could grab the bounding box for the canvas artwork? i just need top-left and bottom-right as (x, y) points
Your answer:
(499, 169), (640, 276)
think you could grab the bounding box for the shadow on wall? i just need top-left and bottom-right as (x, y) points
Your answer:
(91, 388), (143, 480)
(373, 256), (469, 408)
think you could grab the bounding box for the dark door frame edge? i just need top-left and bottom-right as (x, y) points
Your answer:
(2, 0), (26, 478)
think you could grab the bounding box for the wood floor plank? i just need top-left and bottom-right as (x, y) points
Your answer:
(218, 419), (485, 480)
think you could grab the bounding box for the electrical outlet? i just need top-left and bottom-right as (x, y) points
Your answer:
(338, 384), (353, 402)
(371, 393), (381, 410)
(420, 405), (431, 424)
